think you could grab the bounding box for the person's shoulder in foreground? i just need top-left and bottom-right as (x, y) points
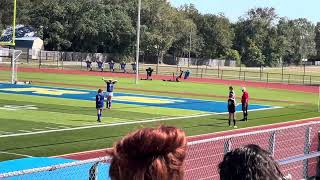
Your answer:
(108, 125), (187, 180)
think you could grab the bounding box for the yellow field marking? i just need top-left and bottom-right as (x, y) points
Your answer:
(113, 96), (185, 104)
(0, 87), (88, 96)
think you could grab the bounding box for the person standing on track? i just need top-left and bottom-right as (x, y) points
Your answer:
(96, 89), (104, 122)
(241, 87), (249, 121)
(102, 78), (118, 109)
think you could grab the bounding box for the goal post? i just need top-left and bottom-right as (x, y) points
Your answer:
(0, 0), (17, 46)
(0, 48), (22, 84)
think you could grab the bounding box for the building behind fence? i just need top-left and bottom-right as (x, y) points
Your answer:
(1, 121), (319, 180)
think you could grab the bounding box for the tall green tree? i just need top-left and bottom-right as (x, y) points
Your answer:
(234, 8), (279, 66)
(315, 22), (320, 58)
(278, 18), (316, 65)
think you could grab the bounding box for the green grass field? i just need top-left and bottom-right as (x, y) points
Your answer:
(0, 70), (319, 162)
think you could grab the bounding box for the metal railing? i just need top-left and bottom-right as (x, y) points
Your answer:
(1, 121), (319, 179)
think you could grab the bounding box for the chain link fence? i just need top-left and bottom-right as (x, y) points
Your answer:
(1, 121), (319, 180)
(1, 48), (320, 85)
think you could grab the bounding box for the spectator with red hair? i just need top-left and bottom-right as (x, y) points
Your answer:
(108, 125), (187, 180)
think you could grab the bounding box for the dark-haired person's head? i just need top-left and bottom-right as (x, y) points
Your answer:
(109, 126), (187, 180)
(97, 89), (103, 93)
(219, 144), (285, 180)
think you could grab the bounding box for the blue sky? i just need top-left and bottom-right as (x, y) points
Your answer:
(170, 0), (320, 24)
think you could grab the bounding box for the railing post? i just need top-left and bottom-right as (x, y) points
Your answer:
(156, 62), (159, 75)
(288, 74), (290, 84)
(62, 53), (64, 69)
(39, 51), (41, 68)
(89, 162), (99, 180)
(267, 73), (269, 83)
(26, 48), (29, 63)
(201, 68), (203, 78)
(57, 53), (59, 68)
(221, 70), (223, 80)
(260, 66), (262, 81)
(303, 127), (311, 179)
(218, 63), (220, 78)
(268, 131), (276, 157)
(224, 138), (232, 154)
(310, 75), (312, 85)
(244, 71), (246, 81)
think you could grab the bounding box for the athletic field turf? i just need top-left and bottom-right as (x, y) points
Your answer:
(0, 68), (319, 162)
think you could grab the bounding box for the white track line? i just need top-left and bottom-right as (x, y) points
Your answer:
(0, 113), (213, 138)
(0, 151), (33, 158)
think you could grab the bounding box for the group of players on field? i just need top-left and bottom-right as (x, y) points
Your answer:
(95, 78), (249, 126)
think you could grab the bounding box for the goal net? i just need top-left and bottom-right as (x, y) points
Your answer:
(0, 48), (22, 84)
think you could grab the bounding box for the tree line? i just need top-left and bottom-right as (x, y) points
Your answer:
(1, 0), (320, 67)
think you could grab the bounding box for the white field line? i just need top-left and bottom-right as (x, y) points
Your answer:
(0, 106), (282, 138)
(18, 130), (32, 133)
(58, 126), (70, 128)
(44, 127), (59, 130)
(188, 116), (320, 139)
(0, 131), (13, 135)
(0, 151), (33, 158)
(31, 128), (44, 131)
(0, 107), (281, 138)
(0, 113), (214, 138)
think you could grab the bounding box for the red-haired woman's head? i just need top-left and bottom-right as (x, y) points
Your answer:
(109, 125), (187, 180)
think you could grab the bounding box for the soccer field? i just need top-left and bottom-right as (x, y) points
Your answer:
(0, 69), (319, 162)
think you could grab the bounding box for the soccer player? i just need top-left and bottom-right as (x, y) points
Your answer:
(131, 62), (137, 73)
(102, 78), (118, 109)
(241, 87), (249, 121)
(120, 62), (126, 73)
(228, 92), (237, 128)
(109, 60), (115, 72)
(146, 67), (154, 80)
(96, 89), (104, 122)
(184, 70), (191, 79)
(86, 60), (93, 71)
(176, 70), (184, 82)
(97, 60), (104, 72)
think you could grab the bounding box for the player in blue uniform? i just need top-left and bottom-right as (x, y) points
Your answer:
(102, 78), (118, 109)
(97, 60), (104, 72)
(96, 89), (104, 122)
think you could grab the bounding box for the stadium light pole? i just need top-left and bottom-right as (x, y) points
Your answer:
(135, 0), (141, 84)
(188, 31), (191, 68)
